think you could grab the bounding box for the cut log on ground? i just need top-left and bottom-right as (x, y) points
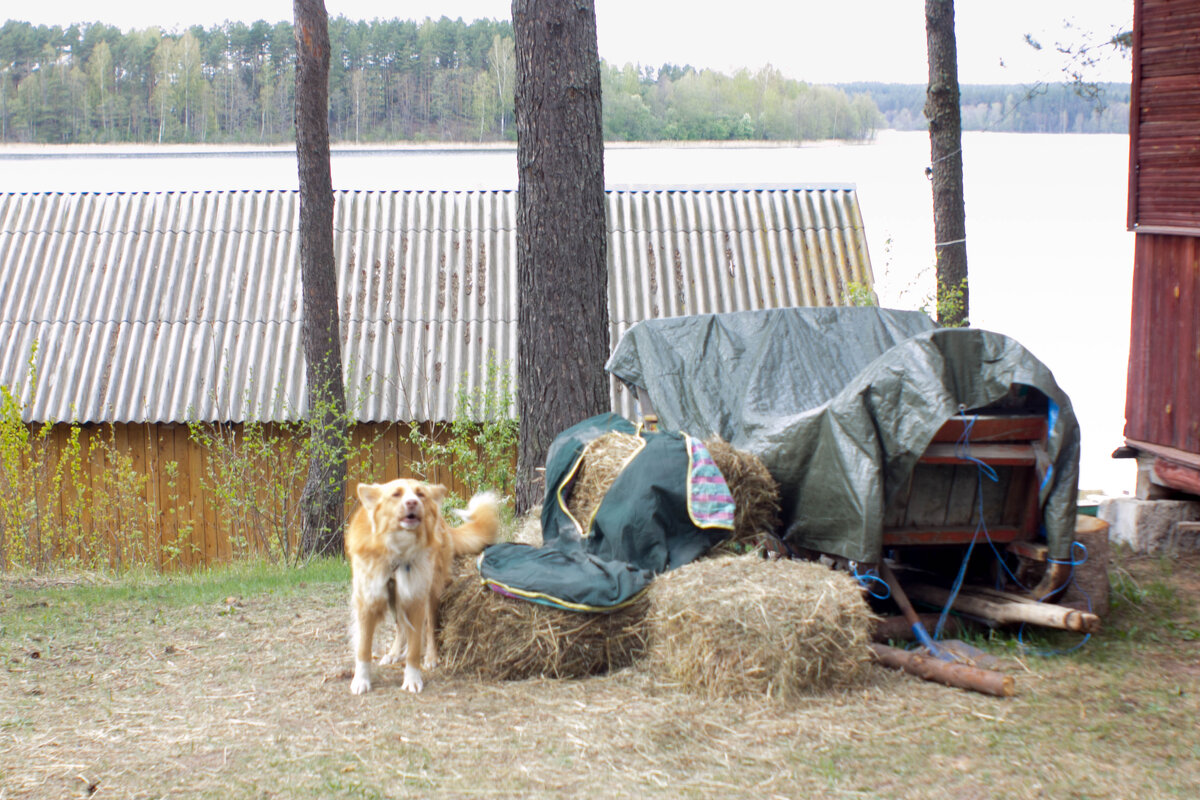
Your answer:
(870, 643), (1015, 697)
(905, 583), (1101, 633)
(872, 613), (960, 642)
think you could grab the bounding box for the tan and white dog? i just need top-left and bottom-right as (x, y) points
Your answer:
(345, 479), (499, 694)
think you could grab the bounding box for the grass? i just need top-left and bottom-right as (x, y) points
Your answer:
(1, 550), (1198, 799)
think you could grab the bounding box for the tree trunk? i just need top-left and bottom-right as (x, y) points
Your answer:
(512, 0), (610, 514)
(924, 0), (969, 327)
(294, 0), (348, 557)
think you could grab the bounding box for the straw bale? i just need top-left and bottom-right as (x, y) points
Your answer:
(704, 436), (782, 546)
(561, 431), (780, 548)
(564, 431), (643, 530)
(437, 560), (649, 680)
(645, 554), (875, 700)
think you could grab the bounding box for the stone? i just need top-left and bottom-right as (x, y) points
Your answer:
(1098, 498), (1200, 553)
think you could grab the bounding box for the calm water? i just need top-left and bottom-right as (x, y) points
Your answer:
(0, 131), (1136, 492)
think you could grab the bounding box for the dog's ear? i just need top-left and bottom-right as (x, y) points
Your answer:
(357, 482), (385, 511)
(427, 483), (448, 504)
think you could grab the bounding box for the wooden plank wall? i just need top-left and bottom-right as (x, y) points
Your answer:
(1125, 233), (1200, 454)
(14, 421), (479, 570)
(1128, 0), (1200, 232)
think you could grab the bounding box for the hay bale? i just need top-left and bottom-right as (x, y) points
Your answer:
(437, 561), (649, 680)
(704, 436), (782, 546)
(564, 431), (643, 530)
(563, 431), (781, 549)
(646, 554), (875, 699)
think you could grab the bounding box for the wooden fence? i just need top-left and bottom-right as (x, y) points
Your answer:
(0, 421), (479, 571)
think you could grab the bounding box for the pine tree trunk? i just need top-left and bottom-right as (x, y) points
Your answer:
(924, 0), (969, 327)
(512, 0), (610, 514)
(294, 0), (348, 556)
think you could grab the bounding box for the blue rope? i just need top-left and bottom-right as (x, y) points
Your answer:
(849, 561), (891, 600)
(933, 414), (998, 640)
(1016, 541), (1093, 656)
(931, 411), (1091, 656)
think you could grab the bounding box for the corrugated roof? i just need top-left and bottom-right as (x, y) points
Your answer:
(0, 187), (873, 424)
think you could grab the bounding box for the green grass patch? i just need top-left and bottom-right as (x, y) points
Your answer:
(1, 557), (348, 637)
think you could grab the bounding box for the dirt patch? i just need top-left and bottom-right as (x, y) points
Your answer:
(1, 553), (1199, 799)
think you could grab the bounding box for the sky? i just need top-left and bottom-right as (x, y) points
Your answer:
(14, 1), (1134, 85)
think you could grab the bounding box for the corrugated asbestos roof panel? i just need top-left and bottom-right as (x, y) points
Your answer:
(0, 187), (872, 424)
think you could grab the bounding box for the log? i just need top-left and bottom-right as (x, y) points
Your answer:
(870, 643), (1015, 697)
(906, 582), (1102, 633)
(878, 561), (945, 654)
(872, 614), (960, 642)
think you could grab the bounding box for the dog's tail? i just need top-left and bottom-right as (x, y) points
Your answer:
(449, 491), (501, 555)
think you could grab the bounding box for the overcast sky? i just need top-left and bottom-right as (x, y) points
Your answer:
(12, 1), (1133, 85)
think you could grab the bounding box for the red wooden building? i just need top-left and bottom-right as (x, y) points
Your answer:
(1123, 0), (1200, 497)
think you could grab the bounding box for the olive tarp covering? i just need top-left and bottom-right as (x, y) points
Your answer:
(479, 414), (733, 611)
(605, 307), (1080, 564)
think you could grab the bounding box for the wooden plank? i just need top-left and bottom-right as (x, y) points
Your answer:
(1153, 457), (1200, 496)
(120, 424), (150, 567)
(155, 425), (176, 570)
(1001, 462), (1035, 534)
(943, 463), (979, 528)
(981, 465), (1015, 528)
(1006, 541), (1048, 562)
(77, 426), (96, 565)
(1128, 0), (1144, 231)
(45, 426), (66, 562)
(1127, 437), (1200, 470)
(897, 464), (955, 528)
(1184, 236), (1200, 455)
(928, 415), (1046, 444)
(882, 471), (914, 528)
(216, 425), (231, 563)
(192, 426), (217, 567)
(881, 526), (1023, 547)
(920, 443), (1036, 466)
(176, 426), (202, 568)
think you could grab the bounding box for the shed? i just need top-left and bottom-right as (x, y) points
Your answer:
(1123, 0), (1200, 497)
(0, 185), (874, 568)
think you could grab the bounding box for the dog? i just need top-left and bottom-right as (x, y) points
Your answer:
(345, 479), (499, 694)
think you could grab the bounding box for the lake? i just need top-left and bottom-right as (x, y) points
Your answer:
(0, 131), (1136, 493)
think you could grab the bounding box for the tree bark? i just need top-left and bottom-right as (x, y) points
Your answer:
(924, 0), (969, 327)
(870, 643), (1014, 697)
(294, 0), (348, 557)
(511, 0), (610, 514)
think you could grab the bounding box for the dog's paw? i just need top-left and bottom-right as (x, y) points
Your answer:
(350, 661), (372, 694)
(379, 648), (405, 667)
(421, 652), (439, 670)
(401, 665), (424, 694)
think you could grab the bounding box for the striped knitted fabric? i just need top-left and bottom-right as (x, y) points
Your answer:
(687, 437), (736, 529)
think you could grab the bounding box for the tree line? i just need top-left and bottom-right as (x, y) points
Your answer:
(0, 17), (514, 144)
(0, 18), (1130, 145)
(602, 63), (881, 142)
(839, 81), (1131, 134)
(0, 17), (885, 145)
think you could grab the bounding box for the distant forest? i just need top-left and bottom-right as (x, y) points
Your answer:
(0, 18), (1129, 146)
(839, 82), (1131, 134)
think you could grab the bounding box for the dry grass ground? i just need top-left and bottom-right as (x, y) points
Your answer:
(2, 551), (1198, 800)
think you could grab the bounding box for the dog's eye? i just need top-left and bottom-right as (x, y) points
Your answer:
(415, 489), (425, 498)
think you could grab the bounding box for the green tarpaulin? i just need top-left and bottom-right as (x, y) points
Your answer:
(479, 413), (733, 610)
(605, 307), (1080, 564)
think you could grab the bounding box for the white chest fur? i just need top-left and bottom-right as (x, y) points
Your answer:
(384, 534), (435, 606)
